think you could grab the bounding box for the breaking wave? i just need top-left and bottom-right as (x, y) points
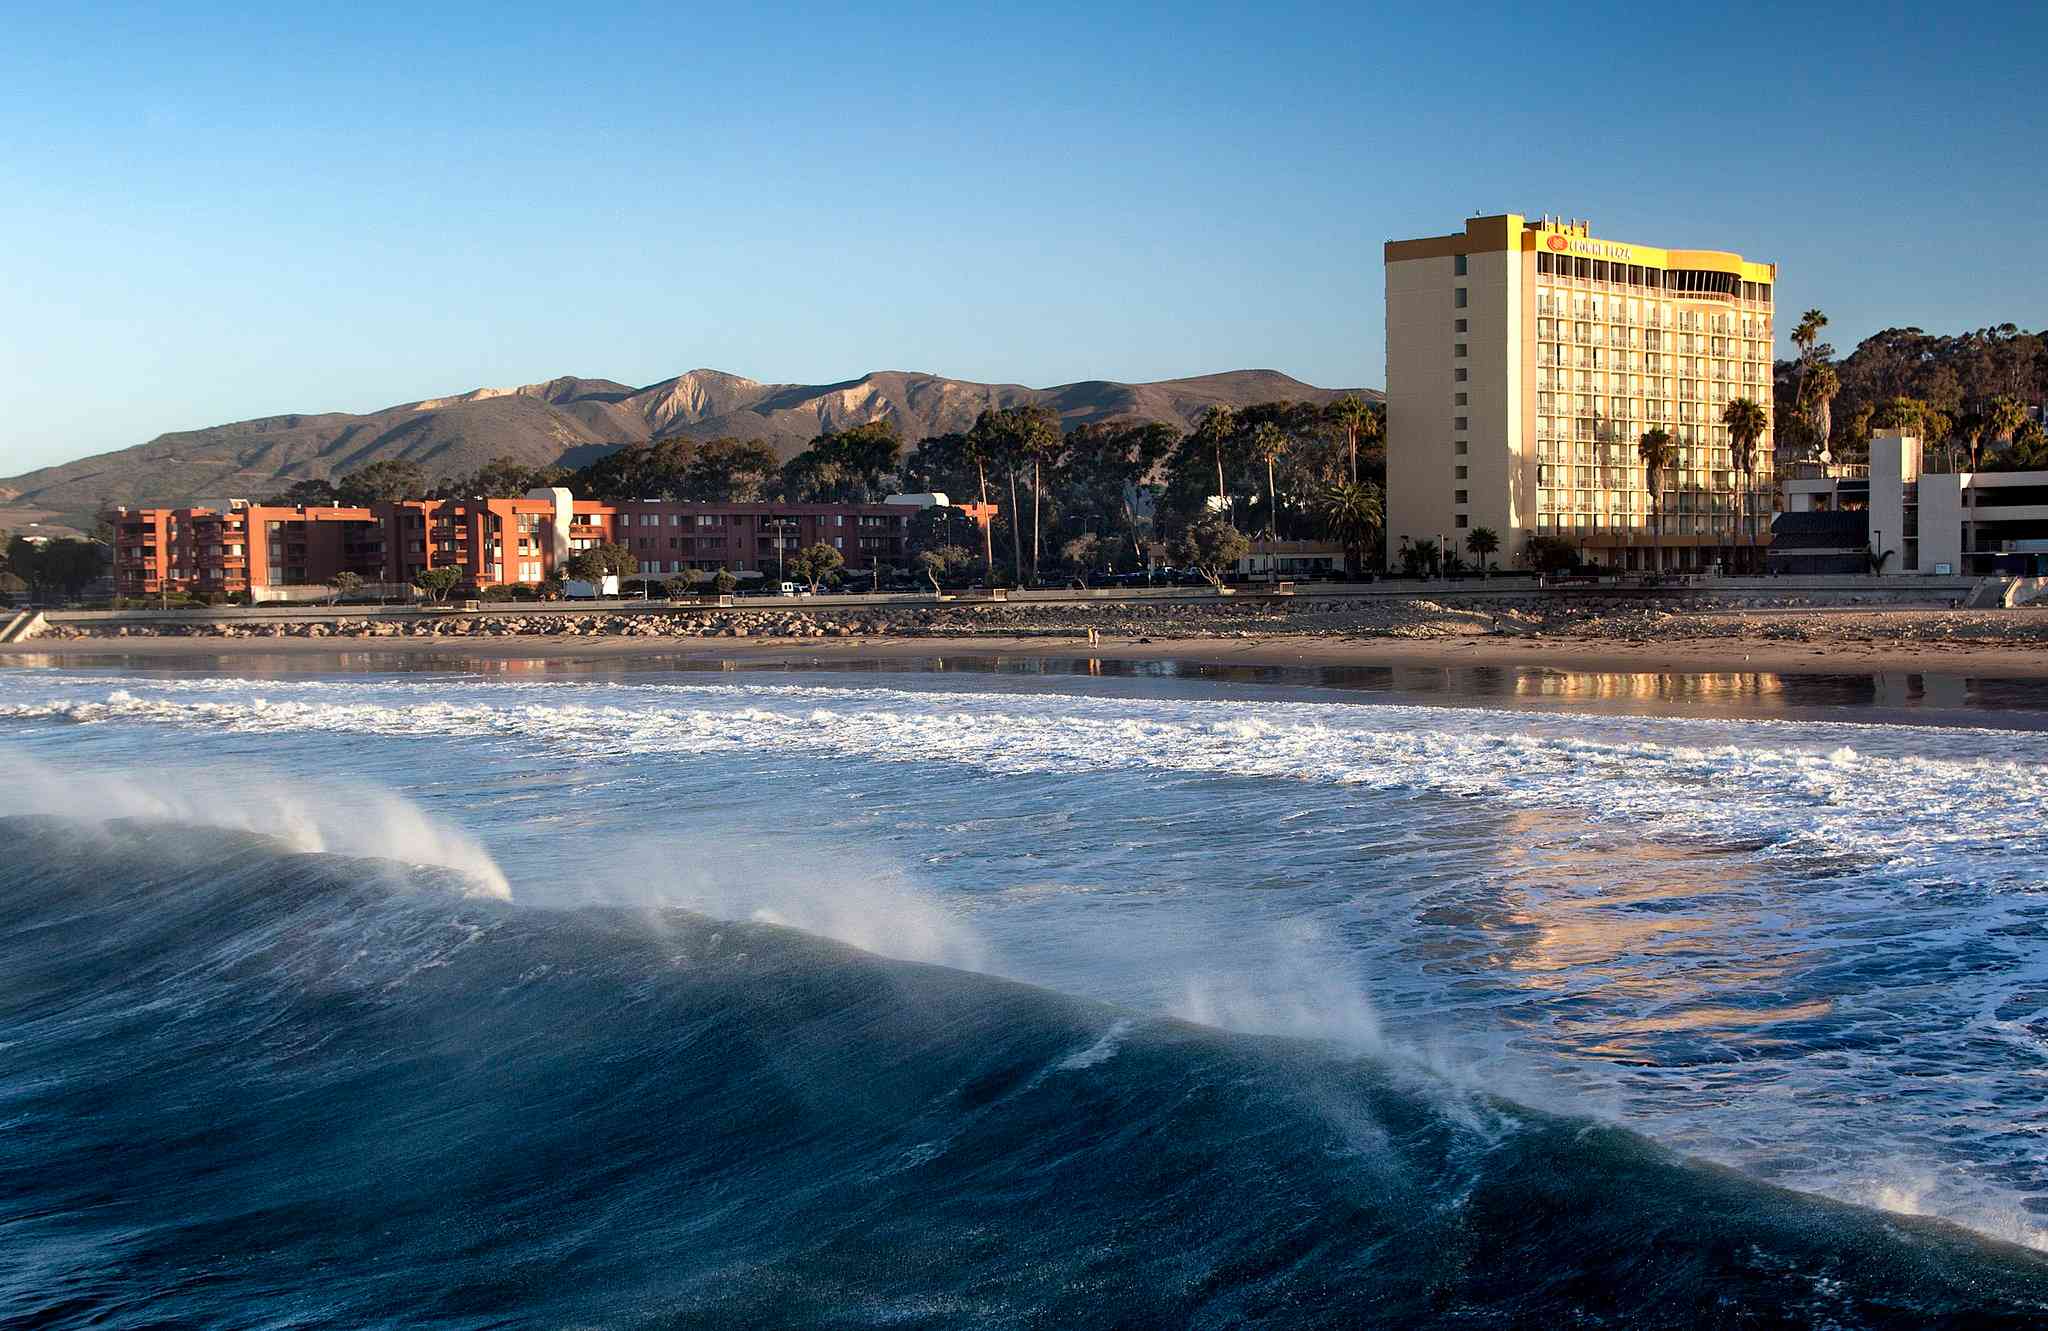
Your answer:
(4, 816), (2048, 1327)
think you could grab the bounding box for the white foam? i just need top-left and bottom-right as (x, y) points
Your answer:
(5, 674), (2043, 892)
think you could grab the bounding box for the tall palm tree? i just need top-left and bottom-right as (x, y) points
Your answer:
(1194, 405), (1238, 512)
(1250, 423), (1289, 538)
(1985, 395), (2029, 469)
(1014, 406), (1062, 583)
(1637, 426), (1675, 573)
(963, 414), (1000, 576)
(1326, 394), (1377, 485)
(1792, 308), (1828, 424)
(1319, 481), (1383, 580)
(1805, 363), (1839, 458)
(1722, 397), (1768, 564)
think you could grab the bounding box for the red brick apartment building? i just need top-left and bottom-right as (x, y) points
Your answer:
(109, 490), (981, 597)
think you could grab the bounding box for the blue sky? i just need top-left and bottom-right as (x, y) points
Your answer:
(3, 1), (2043, 472)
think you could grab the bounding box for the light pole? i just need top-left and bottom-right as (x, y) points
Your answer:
(766, 518), (797, 583)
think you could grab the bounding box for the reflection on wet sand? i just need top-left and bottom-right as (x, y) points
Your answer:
(7, 648), (2043, 724)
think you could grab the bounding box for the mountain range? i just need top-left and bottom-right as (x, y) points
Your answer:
(1, 369), (1376, 532)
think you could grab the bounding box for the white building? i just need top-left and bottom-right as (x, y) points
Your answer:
(1776, 431), (2048, 576)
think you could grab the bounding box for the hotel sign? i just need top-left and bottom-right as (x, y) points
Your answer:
(1544, 232), (1634, 260)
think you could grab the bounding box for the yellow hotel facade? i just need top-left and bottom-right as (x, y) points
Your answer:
(1385, 214), (1777, 572)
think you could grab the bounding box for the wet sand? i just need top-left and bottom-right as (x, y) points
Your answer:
(5, 630), (2046, 679)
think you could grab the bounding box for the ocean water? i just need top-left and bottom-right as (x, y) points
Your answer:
(5, 662), (2048, 1327)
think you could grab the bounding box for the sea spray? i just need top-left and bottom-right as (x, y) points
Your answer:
(6, 818), (2048, 1328)
(0, 752), (511, 899)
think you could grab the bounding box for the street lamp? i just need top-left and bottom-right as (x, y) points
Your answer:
(765, 518), (797, 582)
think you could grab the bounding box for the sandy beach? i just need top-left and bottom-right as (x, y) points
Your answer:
(6, 624), (2046, 679)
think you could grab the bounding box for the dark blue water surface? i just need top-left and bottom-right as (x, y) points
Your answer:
(5, 662), (2048, 1327)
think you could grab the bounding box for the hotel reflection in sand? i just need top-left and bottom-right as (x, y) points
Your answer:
(1510, 669), (1972, 710)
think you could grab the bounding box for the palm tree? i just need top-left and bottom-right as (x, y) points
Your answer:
(1722, 397), (1768, 564)
(1194, 405), (1238, 512)
(1464, 526), (1499, 572)
(1318, 481), (1383, 580)
(1250, 423), (1289, 538)
(1637, 426), (1675, 573)
(1014, 406), (1062, 583)
(1955, 410), (1988, 473)
(1984, 395), (2029, 469)
(1326, 394), (1378, 485)
(1805, 363), (1839, 458)
(963, 414), (1000, 577)
(1792, 308), (1829, 426)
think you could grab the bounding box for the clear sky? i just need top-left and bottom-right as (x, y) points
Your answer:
(3, 1), (2044, 472)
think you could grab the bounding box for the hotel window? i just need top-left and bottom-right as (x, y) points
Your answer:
(1454, 343), (1467, 357)
(1538, 252), (1553, 275)
(1454, 392), (1468, 406)
(1455, 514), (1468, 529)
(1454, 490), (1468, 504)
(1455, 318), (1468, 333)
(1454, 288), (1468, 308)
(1454, 255), (1468, 276)
(1454, 368), (1468, 382)
(1454, 441), (1468, 455)
(1455, 466), (1468, 479)
(1454, 417), (1468, 431)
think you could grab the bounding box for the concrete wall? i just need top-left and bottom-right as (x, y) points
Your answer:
(1386, 253), (1458, 555)
(1919, 474), (1965, 574)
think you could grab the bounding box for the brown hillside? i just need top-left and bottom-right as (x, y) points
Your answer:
(3, 369), (1376, 527)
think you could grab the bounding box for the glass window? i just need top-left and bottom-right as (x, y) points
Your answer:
(1454, 288), (1468, 308)
(1455, 318), (1468, 333)
(1454, 254), (1468, 276)
(1454, 417), (1468, 431)
(1454, 343), (1467, 358)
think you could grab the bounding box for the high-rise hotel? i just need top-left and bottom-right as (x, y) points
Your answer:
(1385, 214), (1777, 572)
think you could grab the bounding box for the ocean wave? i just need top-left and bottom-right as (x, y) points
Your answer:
(4, 817), (2048, 1328)
(5, 675), (2045, 884)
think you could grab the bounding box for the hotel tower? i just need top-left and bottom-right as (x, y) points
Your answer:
(1385, 214), (1777, 572)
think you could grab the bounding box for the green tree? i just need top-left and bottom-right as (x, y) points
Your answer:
(562, 542), (638, 594)
(917, 545), (971, 592)
(682, 438), (780, 502)
(1062, 420), (1177, 567)
(967, 407), (1046, 585)
(336, 459), (429, 505)
(262, 477), (340, 506)
(823, 419), (904, 502)
(1984, 395), (2029, 468)
(414, 566), (462, 603)
(2004, 420), (2048, 470)
(907, 505), (984, 569)
(1169, 513), (1250, 591)
(1464, 526), (1500, 571)
(712, 567), (738, 595)
(1637, 426), (1675, 573)
(788, 542), (845, 593)
(1722, 397), (1769, 556)
(6, 536), (107, 601)
(330, 570), (364, 603)
(1525, 535), (1578, 574)
(573, 439), (693, 501)
(1058, 532), (1101, 581)
(1318, 481), (1383, 579)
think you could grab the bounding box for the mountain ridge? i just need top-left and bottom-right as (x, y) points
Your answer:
(1, 368), (1378, 528)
